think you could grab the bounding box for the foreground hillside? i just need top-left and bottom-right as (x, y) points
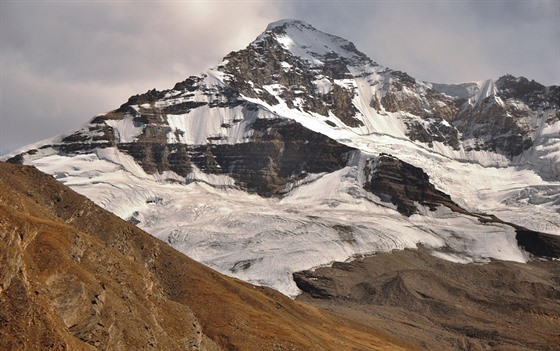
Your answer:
(0, 161), (412, 351)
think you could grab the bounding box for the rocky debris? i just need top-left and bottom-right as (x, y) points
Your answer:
(295, 248), (560, 351)
(363, 154), (465, 216)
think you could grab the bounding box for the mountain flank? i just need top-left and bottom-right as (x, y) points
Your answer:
(0, 161), (414, 351)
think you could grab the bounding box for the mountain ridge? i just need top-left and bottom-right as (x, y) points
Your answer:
(7, 20), (558, 179)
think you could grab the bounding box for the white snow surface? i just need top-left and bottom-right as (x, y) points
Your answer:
(259, 19), (364, 67)
(105, 116), (144, 143)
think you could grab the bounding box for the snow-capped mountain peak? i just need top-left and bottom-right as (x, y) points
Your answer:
(5, 19), (559, 296)
(264, 18), (309, 31)
(255, 19), (371, 68)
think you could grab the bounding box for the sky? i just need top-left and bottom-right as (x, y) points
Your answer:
(1, 0), (559, 156)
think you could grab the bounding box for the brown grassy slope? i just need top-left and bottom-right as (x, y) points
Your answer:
(0, 161), (414, 351)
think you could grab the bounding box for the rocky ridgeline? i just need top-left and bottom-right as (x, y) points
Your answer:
(221, 24), (365, 127)
(8, 20), (559, 195)
(454, 75), (559, 157)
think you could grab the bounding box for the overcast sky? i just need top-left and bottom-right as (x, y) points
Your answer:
(1, 0), (559, 156)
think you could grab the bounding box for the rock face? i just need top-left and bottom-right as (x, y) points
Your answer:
(206, 119), (354, 196)
(222, 22), (367, 128)
(515, 228), (560, 259)
(363, 154), (464, 216)
(440, 76), (559, 158)
(0, 161), (412, 351)
(496, 74), (559, 109)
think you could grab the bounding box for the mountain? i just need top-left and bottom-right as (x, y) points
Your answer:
(0, 161), (413, 350)
(4, 19), (560, 298)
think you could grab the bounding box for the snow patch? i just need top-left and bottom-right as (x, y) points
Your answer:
(105, 116), (144, 143)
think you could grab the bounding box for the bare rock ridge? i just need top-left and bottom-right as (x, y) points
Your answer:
(509, 226), (560, 259)
(0, 161), (413, 351)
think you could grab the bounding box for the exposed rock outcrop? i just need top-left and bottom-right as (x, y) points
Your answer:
(205, 119), (354, 196)
(363, 154), (464, 216)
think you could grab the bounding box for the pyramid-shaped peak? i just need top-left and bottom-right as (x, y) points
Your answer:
(256, 19), (371, 67)
(265, 19), (315, 32)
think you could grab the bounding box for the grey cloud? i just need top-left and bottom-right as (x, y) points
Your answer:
(2, 2), (278, 86)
